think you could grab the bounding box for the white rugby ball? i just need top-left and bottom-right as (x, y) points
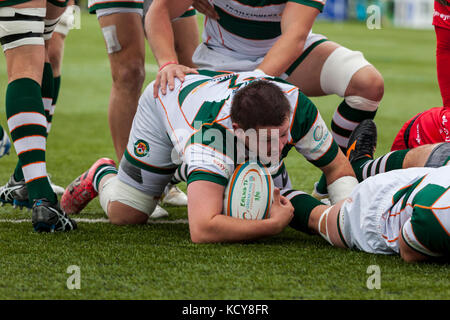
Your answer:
(223, 161), (274, 220)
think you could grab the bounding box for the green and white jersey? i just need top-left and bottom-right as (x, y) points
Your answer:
(398, 167), (450, 257)
(88, 0), (144, 13)
(338, 166), (450, 257)
(203, 0), (326, 58)
(152, 70), (338, 187)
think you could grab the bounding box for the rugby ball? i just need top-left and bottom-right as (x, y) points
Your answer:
(223, 161), (274, 220)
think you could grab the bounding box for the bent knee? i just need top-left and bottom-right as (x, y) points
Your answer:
(347, 66), (384, 101)
(108, 201), (148, 225)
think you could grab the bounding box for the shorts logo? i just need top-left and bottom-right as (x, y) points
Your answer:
(134, 140), (149, 157)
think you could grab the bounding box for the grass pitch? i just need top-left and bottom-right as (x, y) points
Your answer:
(0, 13), (449, 300)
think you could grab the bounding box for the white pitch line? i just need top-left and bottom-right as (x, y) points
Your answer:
(0, 218), (189, 224)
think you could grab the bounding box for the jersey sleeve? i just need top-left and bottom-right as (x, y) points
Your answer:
(184, 124), (236, 187)
(290, 92), (339, 167)
(288, 0), (326, 12)
(185, 143), (234, 186)
(401, 216), (444, 258)
(401, 184), (450, 257)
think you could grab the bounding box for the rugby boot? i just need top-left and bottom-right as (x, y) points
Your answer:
(61, 158), (116, 214)
(346, 119), (378, 163)
(0, 175), (30, 209)
(32, 198), (77, 232)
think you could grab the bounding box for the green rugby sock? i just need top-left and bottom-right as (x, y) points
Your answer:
(315, 149), (410, 195)
(351, 149), (409, 182)
(47, 75), (61, 135)
(53, 75), (61, 106)
(42, 62), (54, 136)
(13, 161), (24, 182)
(283, 190), (324, 234)
(93, 165), (118, 192)
(331, 99), (378, 153)
(315, 174), (328, 196)
(6, 78), (56, 203)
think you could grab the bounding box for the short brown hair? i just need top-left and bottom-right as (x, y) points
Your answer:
(231, 80), (291, 130)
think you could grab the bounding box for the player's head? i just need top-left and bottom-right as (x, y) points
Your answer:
(231, 80), (291, 161)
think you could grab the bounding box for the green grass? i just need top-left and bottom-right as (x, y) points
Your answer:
(0, 14), (449, 300)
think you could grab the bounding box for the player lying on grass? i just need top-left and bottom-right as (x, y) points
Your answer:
(299, 123), (450, 262)
(61, 73), (359, 243)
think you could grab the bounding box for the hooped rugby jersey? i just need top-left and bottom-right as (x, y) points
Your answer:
(384, 166), (450, 257)
(155, 70), (338, 187)
(203, 0), (326, 58)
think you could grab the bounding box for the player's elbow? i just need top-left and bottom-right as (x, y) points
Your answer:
(290, 31), (309, 52)
(189, 221), (218, 244)
(190, 230), (212, 244)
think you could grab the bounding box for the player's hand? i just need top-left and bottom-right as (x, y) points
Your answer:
(193, 0), (219, 20)
(153, 64), (198, 98)
(269, 188), (294, 233)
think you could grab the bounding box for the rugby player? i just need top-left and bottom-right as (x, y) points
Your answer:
(147, 0), (384, 153)
(0, 0), (76, 231)
(88, 0), (200, 215)
(301, 134), (450, 263)
(61, 72), (359, 243)
(88, 0), (199, 160)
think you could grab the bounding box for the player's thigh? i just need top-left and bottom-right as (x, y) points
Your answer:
(286, 41), (340, 97)
(404, 143), (450, 168)
(98, 12), (145, 74)
(46, 1), (66, 20)
(172, 15), (199, 67)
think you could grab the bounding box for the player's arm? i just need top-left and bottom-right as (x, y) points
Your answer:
(291, 91), (358, 204)
(256, 2), (320, 76)
(187, 181), (293, 243)
(146, 0), (198, 97)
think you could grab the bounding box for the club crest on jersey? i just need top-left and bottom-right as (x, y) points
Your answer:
(134, 140), (149, 157)
(313, 125), (324, 141)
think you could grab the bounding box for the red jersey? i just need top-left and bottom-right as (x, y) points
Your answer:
(391, 107), (450, 151)
(434, 0), (450, 29)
